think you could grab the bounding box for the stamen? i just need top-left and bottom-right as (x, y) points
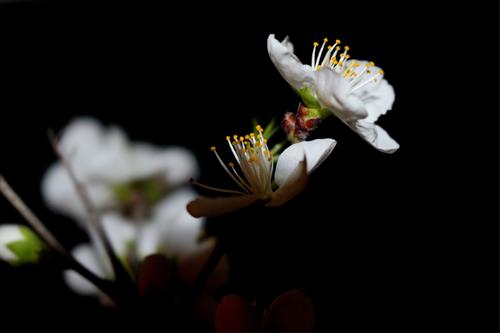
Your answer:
(311, 41), (319, 67)
(211, 147), (251, 193)
(190, 179), (247, 195)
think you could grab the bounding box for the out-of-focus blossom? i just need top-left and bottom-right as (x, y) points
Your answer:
(0, 224), (44, 265)
(41, 118), (210, 296)
(268, 34), (399, 153)
(187, 125), (336, 218)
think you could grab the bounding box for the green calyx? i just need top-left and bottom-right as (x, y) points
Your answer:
(7, 226), (45, 265)
(297, 86), (331, 120)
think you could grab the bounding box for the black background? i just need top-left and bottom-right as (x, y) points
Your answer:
(0, 1), (497, 332)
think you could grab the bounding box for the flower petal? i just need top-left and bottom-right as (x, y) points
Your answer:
(348, 119), (400, 153)
(267, 34), (315, 92)
(215, 295), (258, 333)
(267, 158), (308, 207)
(0, 224), (24, 262)
(274, 139), (336, 187)
(41, 163), (115, 223)
(130, 144), (199, 187)
(63, 244), (105, 296)
(101, 213), (137, 257)
(187, 195), (259, 218)
(314, 67), (368, 121)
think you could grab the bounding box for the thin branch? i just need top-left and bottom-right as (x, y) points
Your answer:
(0, 174), (67, 256)
(47, 130), (136, 300)
(0, 174), (118, 302)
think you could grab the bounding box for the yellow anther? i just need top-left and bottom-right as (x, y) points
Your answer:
(316, 65), (322, 70)
(345, 54), (351, 59)
(226, 136), (231, 141)
(210, 146), (216, 151)
(229, 162), (234, 167)
(323, 37), (328, 43)
(335, 39), (341, 44)
(369, 61), (375, 67)
(344, 46), (350, 51)
(338, 61), (343, 66)
(233, 135), (238, 140)
(245, 135), (250, 140)
(239, 136), (244, 141)
(256, 125), (263, 132)
(250, 133), (255, 138)
(263, 150), (269, 155)
(353, 62), (360, 68)
(313, 42), (319, 47)
(336, 46), (341, 51)
(379, 69), (384, 74)
(263, 139), (267, 144)
(327, 45), (333, 50)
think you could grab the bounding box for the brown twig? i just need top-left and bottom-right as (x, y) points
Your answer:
(47, 130), (137, 304)
(0, 174), (118, 301)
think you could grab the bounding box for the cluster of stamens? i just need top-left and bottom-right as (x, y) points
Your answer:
(312, 37), (385, 93)
(193, 126), (274, 197)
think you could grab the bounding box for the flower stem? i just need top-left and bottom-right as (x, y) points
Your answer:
(48, 130), (137, 304)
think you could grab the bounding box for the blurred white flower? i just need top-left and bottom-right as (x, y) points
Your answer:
(188, 125), (336, 218)
(0, 224), (44, 265)
(268, 34), (399, 153)
(41, 117), (206, 296)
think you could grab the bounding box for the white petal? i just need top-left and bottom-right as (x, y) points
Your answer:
(267, 34), (315, 92)
(136, 222), (161, 259)
(101, 213), (136, 257)
(314, 67), (368, 121)
(267, 159), (308, 207)
(63, 244), (105, 296)
(281, 35), (294, 53)
(348, 120), (400, 153)
(139, 188), (204, 259)
(0, 225), (24, 261)
(187, 195), (259, 218)
(59, 118), (104, 161)
(274, 139), (336, 187)
(41, 163), (115, 223)
(130, 144), (199, 186)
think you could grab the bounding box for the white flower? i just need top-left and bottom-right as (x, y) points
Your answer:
(187, 125), (336, 218)
(267, 34), (399, 153)
(41, 117), (206, 295)
(0, 224), (44, 265)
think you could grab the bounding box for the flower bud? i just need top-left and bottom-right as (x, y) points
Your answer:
(0, 225), (45, 265)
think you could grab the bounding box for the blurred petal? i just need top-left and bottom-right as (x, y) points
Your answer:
(274, 139), (336, 187)
(63, 244), (104, 296)
(263, 289), (316, 332)
(0, 224), (24, 262)
(348, 119), (400, 153)
(187, 194), (259, 218)
(41, 163), (114, 222)
(267, 34), (315, 91)
(268, 159), (308, 207)
(131, 144), (199, 187)
(101, 213), (136, 256)
(215, 295), (258, 333)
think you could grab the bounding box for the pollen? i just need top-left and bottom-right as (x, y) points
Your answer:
(327, 45), (333, 50)
(229, 162), (234, 167)
(313, 42), (319, 47)
(344, 46), (350, 51)
(210, 146), (216, 151)
(226, 136), (231, 141)
(336, 39), (341, 44)
(323, 37), (328, 42)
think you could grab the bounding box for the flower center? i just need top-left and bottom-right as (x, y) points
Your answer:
(311, 37), (384, 93)
(193, 125), (274, 198)
(112, 176), (169, 219)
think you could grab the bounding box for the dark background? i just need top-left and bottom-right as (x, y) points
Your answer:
(0, 1), (497, 332)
